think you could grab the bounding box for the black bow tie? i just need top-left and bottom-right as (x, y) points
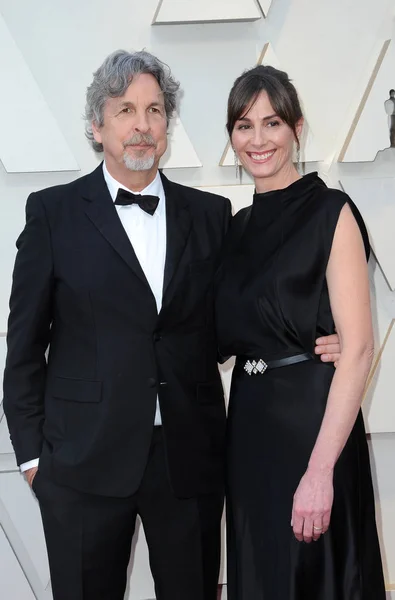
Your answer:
(114, 188), (159, 216)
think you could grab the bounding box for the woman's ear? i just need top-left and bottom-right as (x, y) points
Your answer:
(295, 117), (304, 142)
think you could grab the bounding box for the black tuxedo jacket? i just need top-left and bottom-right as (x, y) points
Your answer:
(3, 165), (231, 498)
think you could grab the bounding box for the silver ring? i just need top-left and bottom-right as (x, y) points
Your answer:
(313, 526), (323, 531)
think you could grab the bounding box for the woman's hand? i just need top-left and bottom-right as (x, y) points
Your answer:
(291, 467), (334, 543)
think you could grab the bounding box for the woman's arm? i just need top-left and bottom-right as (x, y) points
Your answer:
(291, 203), (374, 543)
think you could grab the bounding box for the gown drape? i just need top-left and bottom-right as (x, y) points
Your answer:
(215, 173), (386, 600)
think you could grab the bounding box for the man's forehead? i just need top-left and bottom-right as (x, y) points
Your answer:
(116, 84), (165, 104)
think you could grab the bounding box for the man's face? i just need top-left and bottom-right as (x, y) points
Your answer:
(92, 73), (168, 175)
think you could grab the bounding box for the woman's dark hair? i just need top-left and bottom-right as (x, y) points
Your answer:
(226, 65), (303, 149)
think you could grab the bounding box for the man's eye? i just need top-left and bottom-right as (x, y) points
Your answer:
(149, 107), (160, 114)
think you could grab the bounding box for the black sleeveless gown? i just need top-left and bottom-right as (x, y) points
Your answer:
(215, 173), (385, 600)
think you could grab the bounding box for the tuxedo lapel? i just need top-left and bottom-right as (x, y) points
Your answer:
(81, 164), (150, 289)
(161, 173), (192, 303)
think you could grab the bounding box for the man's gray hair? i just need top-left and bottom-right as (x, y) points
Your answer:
(85, 50), (180, 152)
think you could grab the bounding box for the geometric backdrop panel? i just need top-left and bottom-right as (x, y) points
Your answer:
(257, 0), (273, 17)
(364, 319), (395, 433)
(0, 473), (50, 591)
(0, 526), (36, 600)
(0, 335), (11, 455)
(339, 39), (393, 162)
(0, 417), (14, 456)
(341, 176), (395, 290)
(159, 114), (202, 169)
(363, 256), (395, 433)
(152, 0), (261, 24)
(0, 15), (79, 173)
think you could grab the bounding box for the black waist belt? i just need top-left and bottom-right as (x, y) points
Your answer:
(235, 352), (313, 376)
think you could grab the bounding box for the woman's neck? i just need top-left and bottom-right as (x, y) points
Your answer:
(255, 164), (301, 194)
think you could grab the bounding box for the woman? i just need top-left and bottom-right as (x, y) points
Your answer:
(215, 65), (385, 599)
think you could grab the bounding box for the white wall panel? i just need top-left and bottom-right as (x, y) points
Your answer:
(0, 473), (50, 591)
(0, 335), (12, 455)
(0, 525), (36, 600)
(369, 434), (395, 586)
(125, 519), (155, 599)
(0, 333), (6, 377)
(0, 15), (79, 173)
(0, 163), (28, 331)
(0, 420), (14, 456)
(341, 175), (395, 290)
(365, 322), (395, 432)
(159, 114), (202, 168)
(257, 0), (273, 17)
(340, 40), (394, 162)
(152, 0), (261, 24)
(362, 259), (395, 433)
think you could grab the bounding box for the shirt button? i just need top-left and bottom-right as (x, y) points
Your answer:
(153, 332), (162, 342)
(148, 378), (157, 388)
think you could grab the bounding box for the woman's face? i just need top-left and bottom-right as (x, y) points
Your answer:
(231, 90), (302, 191)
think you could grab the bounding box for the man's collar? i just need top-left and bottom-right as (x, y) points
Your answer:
(103, 161), (163, 203)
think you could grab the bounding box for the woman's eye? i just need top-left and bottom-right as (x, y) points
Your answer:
(267, 120), (280, 127)
(237, 124), (251, 130)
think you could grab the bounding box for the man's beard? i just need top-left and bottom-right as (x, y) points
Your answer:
(123, 133), (157, 172)
(123, 153), (155, 171)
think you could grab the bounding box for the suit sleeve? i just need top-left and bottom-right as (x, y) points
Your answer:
(3, 192), (54, 466)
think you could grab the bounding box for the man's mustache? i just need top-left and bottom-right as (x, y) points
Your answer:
(123, 134), (156, 148)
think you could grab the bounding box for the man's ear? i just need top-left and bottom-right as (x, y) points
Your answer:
(91, 120), (102, 145)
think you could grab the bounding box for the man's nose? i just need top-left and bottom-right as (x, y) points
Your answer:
(133, 110), (150, 133)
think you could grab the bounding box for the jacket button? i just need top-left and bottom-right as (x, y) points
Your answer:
(148, 378), (157, 388)
(153, 332), (162, 342)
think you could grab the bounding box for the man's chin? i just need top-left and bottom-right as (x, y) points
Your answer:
(123, 154), (156, 172)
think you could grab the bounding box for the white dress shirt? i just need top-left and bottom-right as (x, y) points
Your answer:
(20, 162), (166, 473)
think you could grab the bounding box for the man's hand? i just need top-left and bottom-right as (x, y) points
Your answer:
(315, 334), (341, 367)
(24, 467), (38, 488)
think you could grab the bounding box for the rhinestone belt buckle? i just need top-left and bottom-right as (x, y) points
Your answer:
(244, 358), (268, 376)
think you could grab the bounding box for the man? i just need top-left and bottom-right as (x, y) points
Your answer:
(3, 50), (339, 600)
(384, 89), (395, 148)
